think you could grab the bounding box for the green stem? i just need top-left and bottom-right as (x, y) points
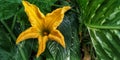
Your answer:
(86, 23), (120, 29)
(1, 20), (16, 40)
(0, 20), (26, 60)
(11, 14), (17, 30)
(18, 46), (26, 60)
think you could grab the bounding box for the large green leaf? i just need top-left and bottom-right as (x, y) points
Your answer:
(46, 11), (80, 60)
(79, 0), (120, 60)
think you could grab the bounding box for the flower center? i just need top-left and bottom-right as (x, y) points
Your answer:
(42, 29), (50, 36)
(43, 32), (48, 36)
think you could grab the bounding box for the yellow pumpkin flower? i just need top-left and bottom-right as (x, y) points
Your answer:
(16, 1), (71, 57)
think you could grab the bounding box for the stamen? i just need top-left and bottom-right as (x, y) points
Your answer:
(43, 32), (48, 35)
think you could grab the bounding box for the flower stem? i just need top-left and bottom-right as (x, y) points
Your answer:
(0, 20), (26, 60)
(1, 20), (16, 41)
(11, 14), (17, 30)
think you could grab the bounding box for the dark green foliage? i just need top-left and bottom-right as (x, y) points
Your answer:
(1, 0), (120, 60)
(78, 0), (120, 59)
(0, 0), (21, 20)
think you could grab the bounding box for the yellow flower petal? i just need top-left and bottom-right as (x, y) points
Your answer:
(22, 1), (45, 28)
(48, 30), (65, 48)
(45, 6), (71, 30)
(36, 36), (48, 57)
(16, 27), (39, 44)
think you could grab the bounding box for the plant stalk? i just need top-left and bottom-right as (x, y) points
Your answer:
(1, 20), (26, 60)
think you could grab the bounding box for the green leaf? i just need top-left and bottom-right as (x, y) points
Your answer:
(0, 0), (21, 20)
(0, 28), (14, 60)
(47, 11), (81, 60)
(4, 0), (21, 3)
(79, 0), (120, 59)
(0, 21), (29, 60)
